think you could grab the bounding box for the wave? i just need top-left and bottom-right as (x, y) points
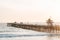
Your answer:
(0, 34), (45, 38)
(0, 34), (60, 38)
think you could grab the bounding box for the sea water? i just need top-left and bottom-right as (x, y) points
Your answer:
(0, 23), (60, 40)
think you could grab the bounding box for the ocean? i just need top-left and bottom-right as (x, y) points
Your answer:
(0, 23), (60, 40)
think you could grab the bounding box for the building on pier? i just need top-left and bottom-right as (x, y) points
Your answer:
(46, 18), (53, 27)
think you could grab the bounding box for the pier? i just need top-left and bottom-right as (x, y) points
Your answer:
(7, 18), (60, 33)
(7, 23), (60, 33)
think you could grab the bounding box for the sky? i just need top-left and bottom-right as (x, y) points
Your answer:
(0, 0), (60, 23)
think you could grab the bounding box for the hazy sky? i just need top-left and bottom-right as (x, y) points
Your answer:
(0, 0), (60, 23)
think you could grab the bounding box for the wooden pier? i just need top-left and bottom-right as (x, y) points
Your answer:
(7, 23), (60, 33)
(7, 18), (60, 33)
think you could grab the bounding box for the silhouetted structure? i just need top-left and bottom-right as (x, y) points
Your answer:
(7, 18), (60, 33)
(46, 18), (53, 26)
